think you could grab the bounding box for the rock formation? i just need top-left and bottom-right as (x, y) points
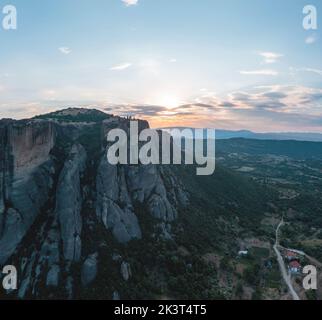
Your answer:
(0, 108), (189, 299)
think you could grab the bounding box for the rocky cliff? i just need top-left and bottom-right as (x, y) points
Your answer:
(0, 120), (55, 265)
(0, 108), (188, 299)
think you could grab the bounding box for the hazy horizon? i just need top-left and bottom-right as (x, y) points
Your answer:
(3, 106), (322, 136)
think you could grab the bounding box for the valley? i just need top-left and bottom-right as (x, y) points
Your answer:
(215, 138), (322, 299)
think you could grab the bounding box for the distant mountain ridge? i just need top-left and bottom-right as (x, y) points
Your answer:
(159, 127), (322, 142)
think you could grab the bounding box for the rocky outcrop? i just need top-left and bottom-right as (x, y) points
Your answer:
(95, 118), (187, 244)
(81, 253), (98, 286)
(0, 108), (189, 299)
(120, 261), (132, 281)
(126, 165), (177, 222)
(46, 264), (60, 287)
(96, 159), (142, 243)
(10, 120), (55, 179)
(0, 121), (11, 219)
(56, 144), (87, 262)
(0, 120), (56, 265)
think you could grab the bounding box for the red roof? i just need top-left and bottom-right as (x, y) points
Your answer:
(286, 251), (297, 257)
(289, 261), (301, 268)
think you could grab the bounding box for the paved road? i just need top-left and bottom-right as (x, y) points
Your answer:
(305, 255), (322, 268)
(273, 219), (300, 301)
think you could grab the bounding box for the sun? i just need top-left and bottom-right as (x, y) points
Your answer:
(157, 95), (181, 109)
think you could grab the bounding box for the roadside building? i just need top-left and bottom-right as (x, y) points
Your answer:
(238, 250), (249, 257)
(285, 250), (298, 261)
(288, 260), (301, 274)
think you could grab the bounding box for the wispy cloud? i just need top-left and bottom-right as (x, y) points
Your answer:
(302, 68), (322, 76)
(142, 85), (322, 129)
(240, 69), (279, 76)
(110, 63), (132, 71)
(59, 47), (72, 55)
(290, 67), (322, 76)
(169, 58), (177, 63)
(259, 52), (283, 64)
(305, 34), (317, 44)
(103, 104), (168, 117)
(122, 0), (138, 6)
(228, 85), (322, 114)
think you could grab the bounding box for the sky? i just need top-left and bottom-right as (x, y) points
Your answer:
(0, 0), (322, 131)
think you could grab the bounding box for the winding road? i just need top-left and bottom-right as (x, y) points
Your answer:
(273, 219), (300, 301)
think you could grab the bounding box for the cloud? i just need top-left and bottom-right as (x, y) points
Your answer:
(105, 102), (220, 119)
(302, 68), (322, 75)
(59, 47), (72, 55)
(230, 92), (251, 102)
(305, 35), (317, 44)
(292, 67), (322, 76)
(107, 104), (167, 117)
(259, 52), (283, 64)
(229, 85), (322, 114)
(110, 63), (132, 71)
(217, 101), (238, 108)
(262, 91), (287, 99)
(240, 69), (279, 76)
(300, 92), (322, 104)
(179, 103), (215, 110)
(169, 58), (177, 63)
(122, 0), (138, 6)
(252, 101), (287, 110)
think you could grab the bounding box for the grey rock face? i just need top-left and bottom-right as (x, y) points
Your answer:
(95, 119), (188, 244)
(0, 209), (25, 265)
(120, 261), (132, 281)
(96, 157), (179, 241)
(0, 120), (55, 265)
(81, 253), (98, 286)
(159, 222), (173, 240)
(41, 228), (60, 265)
(56, 144), (87, 262)
(65, 276), (74, 299)
(125, 163), (178, 222)
(0, 110), (189, 299)
(148, 193), (177, 222)
(17, 251), (37, 299)
(96, 158), (142, 243)
(46, 265), (60, 287)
